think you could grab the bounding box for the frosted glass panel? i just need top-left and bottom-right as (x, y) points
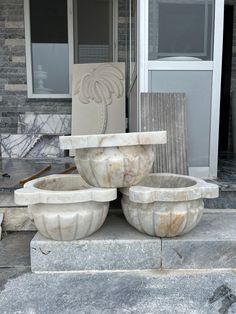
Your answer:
(32, 44), (69, 94)
(149, 0), (214, 60)
(149, 70), (212, 167)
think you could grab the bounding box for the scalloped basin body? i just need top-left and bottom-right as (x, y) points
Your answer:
(120, 173), (219, 237)
(59, 131), (167, 188)
(14, 174), (116, 241)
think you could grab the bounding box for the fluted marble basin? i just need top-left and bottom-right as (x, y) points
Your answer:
(120, 173), (219, 237)
(14, 174), (116, 241)
(60, 131), (167, 188)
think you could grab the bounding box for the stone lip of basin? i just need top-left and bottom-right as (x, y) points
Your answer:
(59, 131), (167, 150)
(121, 173), (219, 203)
(59, 131), (167, 188)
(14, 174), (117, 241)
(15, 174), (117, 205)
(120, 173), (219, 238)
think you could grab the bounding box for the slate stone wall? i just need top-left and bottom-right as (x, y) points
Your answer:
(0, 0), (72, 132)
(0, 0), (72, 158)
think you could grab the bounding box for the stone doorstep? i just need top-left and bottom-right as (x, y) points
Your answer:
(31, 213), (161, 272)
(31, 210), (236, 273)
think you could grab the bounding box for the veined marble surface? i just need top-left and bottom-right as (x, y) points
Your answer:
(120, 173), (219, 237)
(15, 174), (117, 241)
(1, 134), (63, 158)
(122, 173), (219, 203)
(60, 131), (167, 149)
(18, 113), (71, 135)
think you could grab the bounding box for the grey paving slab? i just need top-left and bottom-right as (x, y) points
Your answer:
(0, 232), (35, 267)
(162, 212), (236, 269)
(31, 213), (161, 272)
(1, 270), (236, 313)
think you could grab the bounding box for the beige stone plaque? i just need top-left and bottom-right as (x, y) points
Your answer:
(72, 63), (126, 136)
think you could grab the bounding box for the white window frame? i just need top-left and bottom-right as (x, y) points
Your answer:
(24, 0), (118, 99)
(24, 0), (73, 98)
(137, 0), (224, 178)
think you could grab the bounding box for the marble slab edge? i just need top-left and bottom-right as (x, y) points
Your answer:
(59, 131), (167, 149)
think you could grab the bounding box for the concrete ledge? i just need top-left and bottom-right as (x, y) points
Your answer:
(162, 211), (236, 269)
(31, 213), (161, 272)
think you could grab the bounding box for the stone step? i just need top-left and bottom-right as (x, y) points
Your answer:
(31, 213), (161, 272)
(31, 209), (236, 272)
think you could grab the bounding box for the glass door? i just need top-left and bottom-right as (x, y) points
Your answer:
(138, 0), (224, 178)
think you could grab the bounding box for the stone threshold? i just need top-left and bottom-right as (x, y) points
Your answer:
(31, 210), (236, 272)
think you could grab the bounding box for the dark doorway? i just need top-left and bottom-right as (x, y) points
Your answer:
(219, 5), (234, 152)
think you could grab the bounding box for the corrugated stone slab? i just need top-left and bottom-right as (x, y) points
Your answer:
(31, 213), (161, 272)
(141, 92), (188, 175)
(162, 211), (236, 269)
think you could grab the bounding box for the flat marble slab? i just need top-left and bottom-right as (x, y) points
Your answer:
(60, 131), (167, 149)
(162, 210), (236, 269)
(31, 213), (161, 272)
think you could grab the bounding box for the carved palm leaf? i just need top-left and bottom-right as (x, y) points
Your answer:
(74, 64), (124, 106)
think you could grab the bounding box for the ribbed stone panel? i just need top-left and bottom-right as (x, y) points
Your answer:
(141, 92), (188, 175)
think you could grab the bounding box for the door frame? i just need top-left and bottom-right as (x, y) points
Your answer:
(137, 0), (224, 178)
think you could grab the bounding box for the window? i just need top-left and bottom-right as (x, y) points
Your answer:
(74, 0), (114, 64)
(25, 0), (71, 97)
(25, 0), (118, 98)
(149, 0), (214, 61)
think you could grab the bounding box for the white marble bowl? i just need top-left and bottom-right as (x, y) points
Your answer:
(59, 131), (167, 188)
(120, 173), (219, 237)
(15, 174), (116, 241)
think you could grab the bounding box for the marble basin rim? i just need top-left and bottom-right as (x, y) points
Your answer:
(14, 174), (117, 241)
(59, 131), (167, 188)
(120, 173), (219, 238)
(121, 173), (219, 203)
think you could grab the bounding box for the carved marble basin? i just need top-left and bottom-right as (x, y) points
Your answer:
(120, 173), (219, 237)
(14, 174), (116, 241)
(59, 131), (167, 188)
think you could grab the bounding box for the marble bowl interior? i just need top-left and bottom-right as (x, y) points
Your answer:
(139, 175), (197, 189)
(34, 176), (89, 192)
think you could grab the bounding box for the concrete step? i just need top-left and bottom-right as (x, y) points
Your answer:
(31, 209), (236, 272)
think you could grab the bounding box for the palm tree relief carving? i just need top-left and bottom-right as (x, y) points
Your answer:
(74, 64), (124, 133)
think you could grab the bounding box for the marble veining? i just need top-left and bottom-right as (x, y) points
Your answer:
(14, 174), (117, 241)
(120, 173), (219, 237)
(18, 113), (71, 135)
(60, 131), (167, 188)
(1, 134), (63, 158)
(60, 131), (167, 149)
